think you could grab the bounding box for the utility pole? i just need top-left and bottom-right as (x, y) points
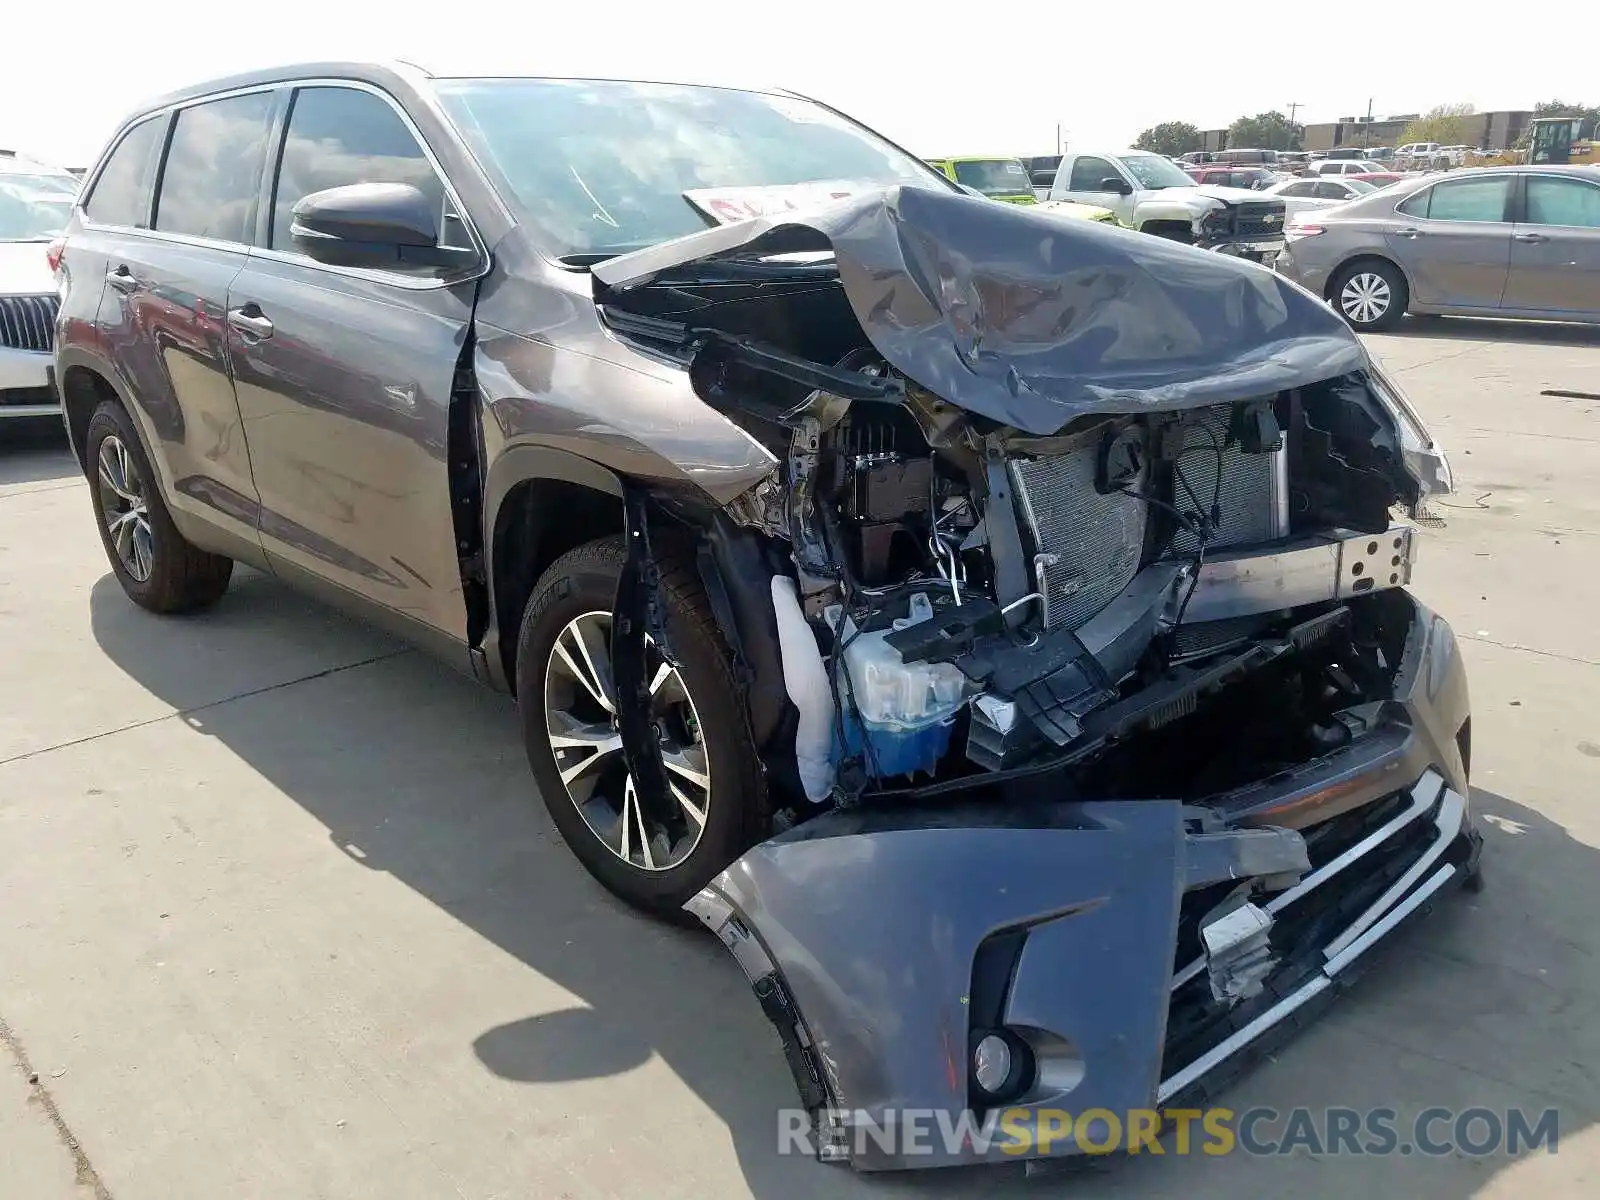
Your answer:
(1364, 97), (1373, 147)
(1286, 102), (1302, 150)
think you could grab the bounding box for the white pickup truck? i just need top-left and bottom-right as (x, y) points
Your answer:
(1043, 150), (1287, 262)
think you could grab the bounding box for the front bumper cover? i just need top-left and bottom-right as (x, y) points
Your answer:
(687, 592), (1479, 1170)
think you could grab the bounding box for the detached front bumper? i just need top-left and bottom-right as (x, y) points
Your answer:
(688, 592), (1479, 1170)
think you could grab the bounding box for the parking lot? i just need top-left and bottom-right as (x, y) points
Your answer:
(2, 320), (1597, 1199)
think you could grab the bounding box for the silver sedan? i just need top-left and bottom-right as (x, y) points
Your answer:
(1274, 165), (1600, 331)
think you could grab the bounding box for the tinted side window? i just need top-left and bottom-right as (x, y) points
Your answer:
(1316, 182), (1347, 199)
(84, 116), (165, 228)
(271, 86), (445, 251)
(1415, 177), (1512, 223)
(1525, 176), (1600, 228)
(154, 91), (276, 244)
(1068, 156), (1117, 191)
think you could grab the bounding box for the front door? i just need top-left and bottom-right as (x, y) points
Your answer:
(1063, 155), (1134, 223)
(1503, 172), (1600, 316)
(227, 83), (479, 641)
(1388, 174), (1514, 309)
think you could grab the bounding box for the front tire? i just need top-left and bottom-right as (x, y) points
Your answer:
(1331, 260), (1408, 331)
(85, 400), (232, 613)
(515, 535), (767, 915)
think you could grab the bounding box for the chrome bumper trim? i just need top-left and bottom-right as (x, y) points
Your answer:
(1160, 773), (1467, 1102)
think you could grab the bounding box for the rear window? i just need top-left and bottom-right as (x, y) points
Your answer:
(84, 116), (166, 228)
(154, 91), (276, 244)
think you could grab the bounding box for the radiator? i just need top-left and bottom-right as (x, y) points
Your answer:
(1007, 404), (1286, 633)
(1168, 406), (1287, 557)
(1009, 443), (1147, 632)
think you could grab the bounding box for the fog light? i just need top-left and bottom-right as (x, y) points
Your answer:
(973, 1034), (1012, 1095)
(969, 1029), (1033, 1102)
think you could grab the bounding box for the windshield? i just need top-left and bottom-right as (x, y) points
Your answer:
(0, 180), (73, 241)
(434, 78), (949, 258)
(951, 158), (1032, 196)
(1115, 153), (1196, 189)
(0, 170), (78, 196)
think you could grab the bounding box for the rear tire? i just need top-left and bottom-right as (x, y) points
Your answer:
(85, 400), (232, 613)
(515, 534), (767, 916)
(1330, 259), (1408, 332)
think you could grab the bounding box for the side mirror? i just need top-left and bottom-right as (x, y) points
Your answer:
(289, 182), (477, 271)
(1098, 176), (1133, 195)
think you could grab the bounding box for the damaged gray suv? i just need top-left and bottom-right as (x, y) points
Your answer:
(56, 63), (1480, 1171)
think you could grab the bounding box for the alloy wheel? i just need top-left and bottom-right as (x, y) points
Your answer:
(542, 610), (711, 871)
(1339, 272), (1391, 326)
(96, 435), (154, 582)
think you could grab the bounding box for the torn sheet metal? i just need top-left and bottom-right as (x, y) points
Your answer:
(595, 185), (1367, 436)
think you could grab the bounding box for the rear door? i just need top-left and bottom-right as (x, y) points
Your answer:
(1388, 175), (1514, 309)
(1502, 172), (1600, 315)
(95, 89), (278, 553)
(227, 83), (481, 641)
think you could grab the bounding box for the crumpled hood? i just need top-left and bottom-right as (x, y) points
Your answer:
(1188, 183), (1280, 204)
(594, 185), (1366, 436)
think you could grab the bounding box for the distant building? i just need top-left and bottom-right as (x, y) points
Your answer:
(1301, 110), (1531, 153)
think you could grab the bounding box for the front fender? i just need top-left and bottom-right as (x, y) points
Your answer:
(1130, 198), (1209, 229)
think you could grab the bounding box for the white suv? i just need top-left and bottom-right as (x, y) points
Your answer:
(0, 154), (75, 419)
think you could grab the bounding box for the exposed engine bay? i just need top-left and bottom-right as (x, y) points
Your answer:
(595, 211), (1447, 814)
(587, 188), (1475, 1170)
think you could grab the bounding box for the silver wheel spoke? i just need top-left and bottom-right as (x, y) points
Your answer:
(557, 742), (621, 786)
(619, 775), (635, 862)
(554, 619), (616, 714)
(619, 776), (655, 869)
(662, 745), (710, 790)
(670, 781), (706, 829)
(130, 521), (154, 581)
(648, 661), (676, 696)
(113, 513), (135, 563)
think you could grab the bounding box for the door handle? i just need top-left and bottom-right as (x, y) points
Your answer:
(1392, 227), (1425, 239)
(1513, 231), (1549, 243)
(226, 306), (274, 340)
(106, 266), (140, 292)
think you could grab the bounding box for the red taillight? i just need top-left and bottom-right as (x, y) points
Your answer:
(46, 238), (66, 273)
(1285, 223), (1325, 242)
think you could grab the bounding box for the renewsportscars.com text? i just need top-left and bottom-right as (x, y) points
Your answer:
(778, 1105), (1561, 1158)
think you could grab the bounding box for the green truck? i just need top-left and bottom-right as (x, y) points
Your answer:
(929, 155), (1122, 226)
(926, 156), (1039, 204)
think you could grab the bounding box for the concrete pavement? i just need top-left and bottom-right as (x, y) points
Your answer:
(1, 320), (1597, 1198)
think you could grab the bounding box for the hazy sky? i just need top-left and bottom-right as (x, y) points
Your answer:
(4, 0), (1595, 166)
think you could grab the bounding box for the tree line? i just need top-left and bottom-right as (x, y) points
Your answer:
(1133, 100), (1599, 157)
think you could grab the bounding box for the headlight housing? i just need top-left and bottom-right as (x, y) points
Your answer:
(1366, 362), (1453, 505)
